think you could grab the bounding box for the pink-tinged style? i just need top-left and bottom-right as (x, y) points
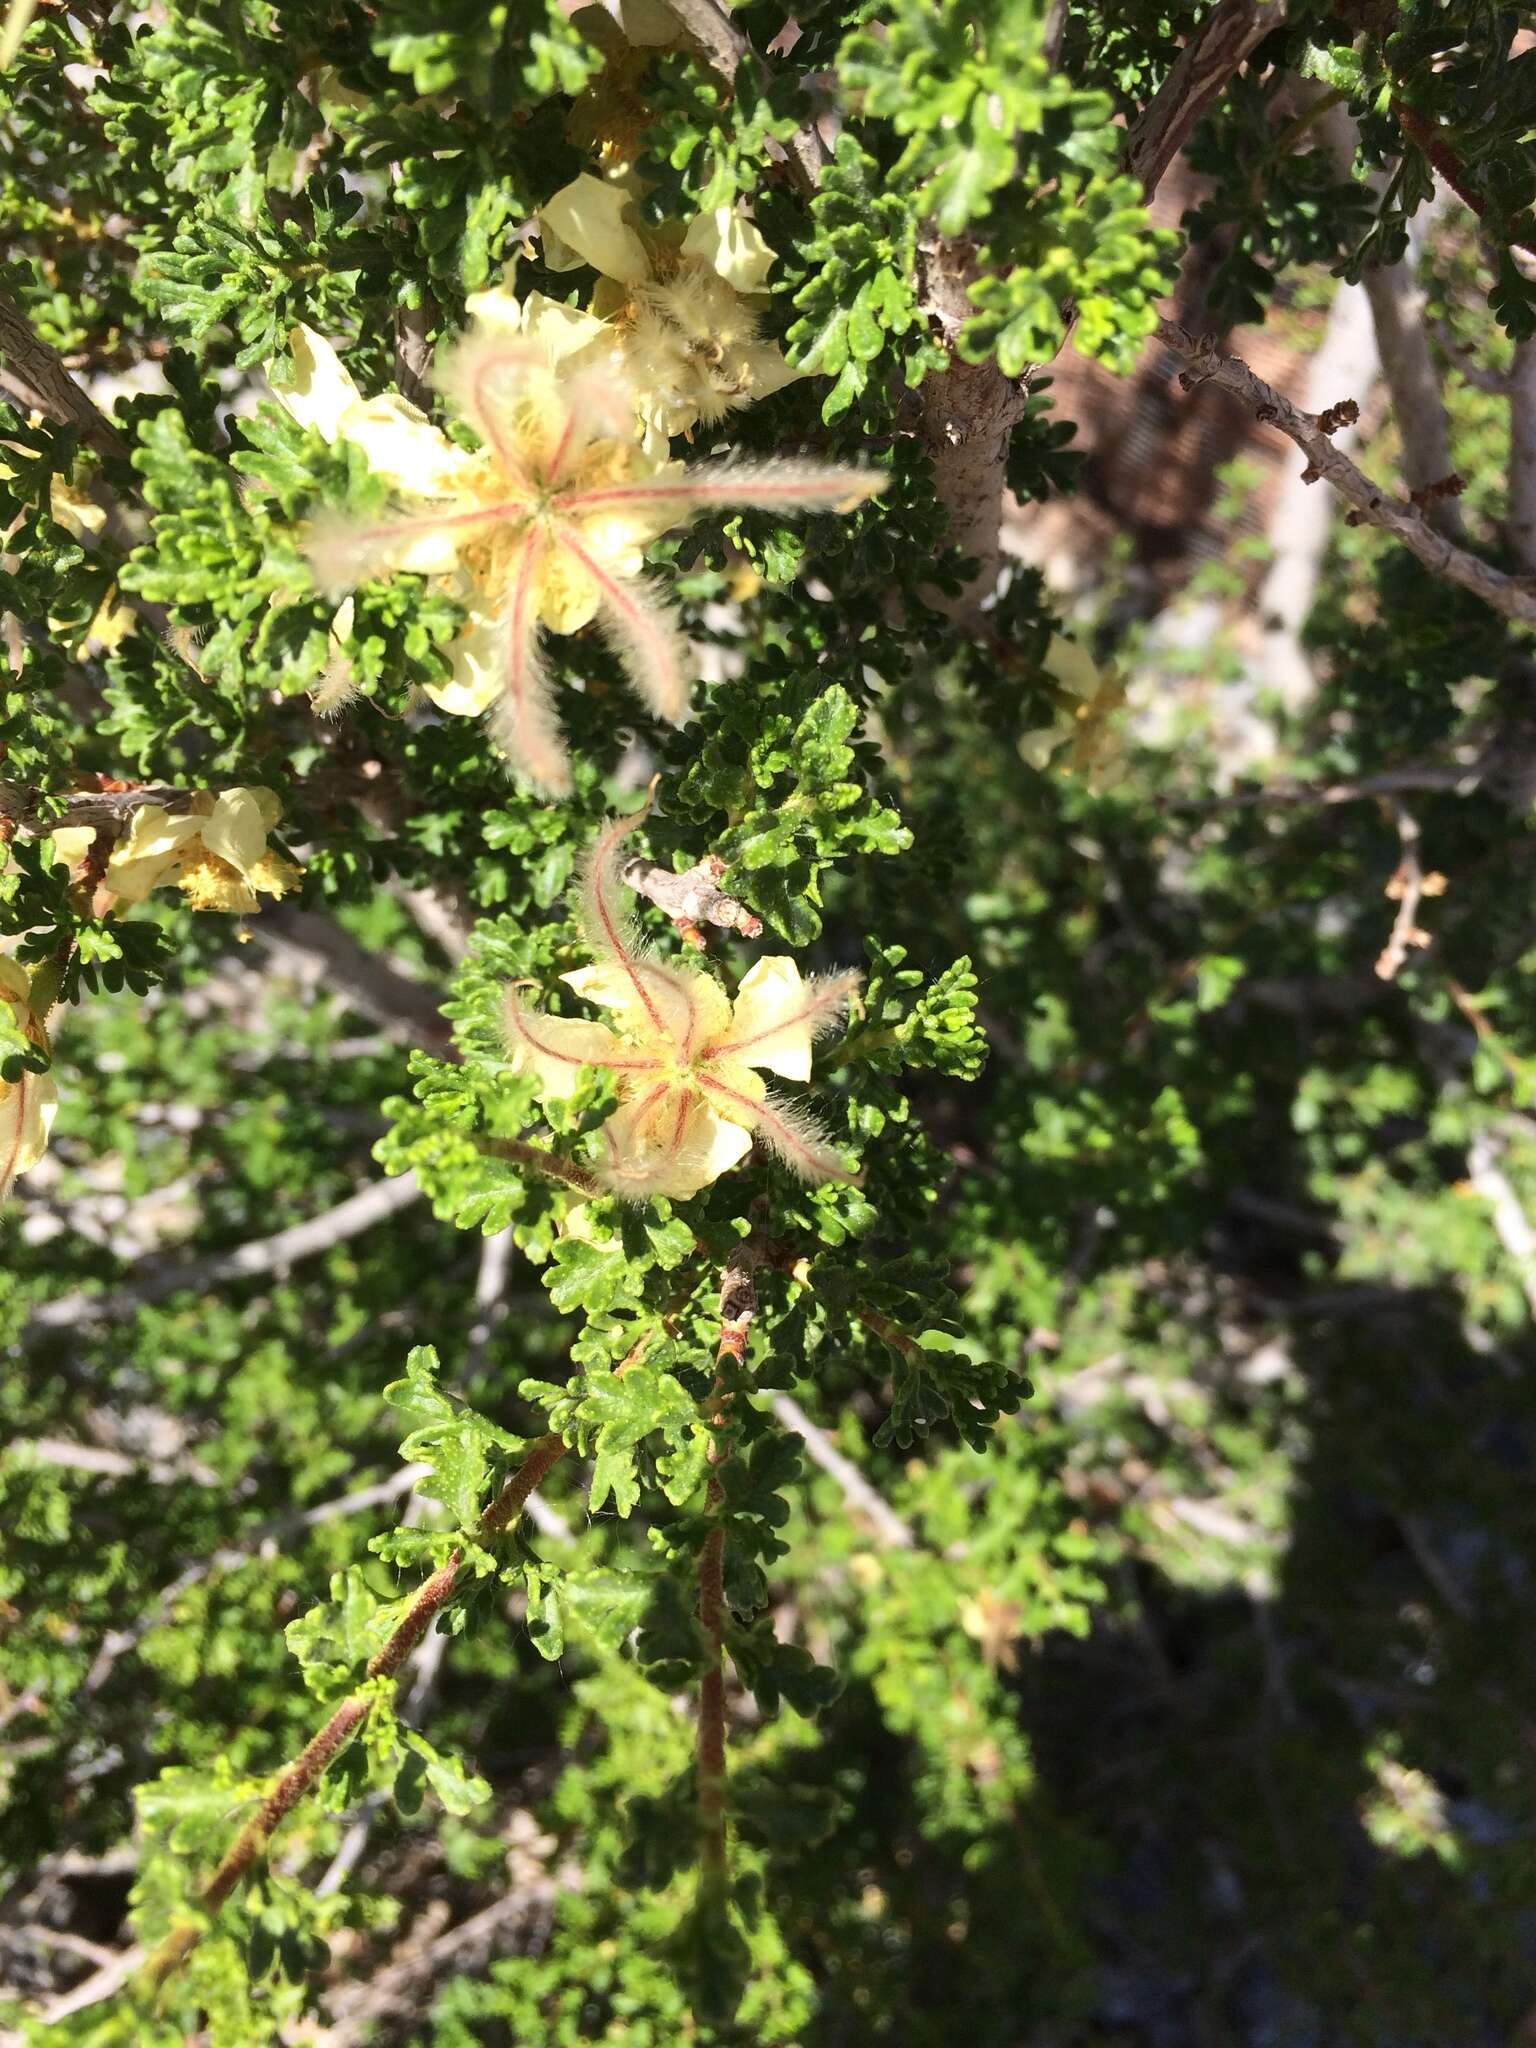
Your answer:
(504, 812), (860, 1199)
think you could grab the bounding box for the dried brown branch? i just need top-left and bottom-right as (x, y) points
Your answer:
(1426, 313), (1513, 397)
(82, 1464), (432, 1695)
(621, 853), (762, 947)
(320, 1888), (556, 2045)
(1157, 320), (1536, 625)
(1374, 799), (1444, 981)
(1466, 1128), (1536, 1324)
(253, 903), (454, 1053)
(1320, 100), (1465, 542)
(1163, 762), (1484, 810)
(0, 780), (187, 836)
(770, 1392), (914, 1549)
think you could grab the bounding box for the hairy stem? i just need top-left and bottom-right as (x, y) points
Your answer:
(696, 1238), (761, 1889)
(477, 1135), (602, 1197)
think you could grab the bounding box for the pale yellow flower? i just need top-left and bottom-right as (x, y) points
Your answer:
(282, 310), (881, 795)
(1019, 634), (1128, 790)
(505, 812), (860, 1199)
(958, 1587), (1024, 1672)
(102, 788), (301, 913)
(0, 957), (57, 1203)
(537, 175), (799, 449)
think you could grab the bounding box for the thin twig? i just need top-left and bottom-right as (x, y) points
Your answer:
(27, 1172), (427, 1333)
(1374, 798), (1442, 980)
(1466, 1129), (1536, 1323)
(136, 1317), (666, 1996)
(1157, 320), (1536, 625)
(82, 1465), (431, 1695)
(21, 1942), (144, 2027)
(770, 1392), (914, 1549)
(1163, 763), (1483, 811)
(477, 1136), (601, 1198)
(1425, 313), (1513, 397)
(254, 905), (454, 1053)
(1391, 97), (1536, 259)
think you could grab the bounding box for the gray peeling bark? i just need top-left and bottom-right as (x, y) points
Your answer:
(915, 238), (1032, 619)
(916, 0), (1286, 619)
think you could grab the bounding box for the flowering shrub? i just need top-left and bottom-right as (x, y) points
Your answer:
(4, 0), (1536, 2042)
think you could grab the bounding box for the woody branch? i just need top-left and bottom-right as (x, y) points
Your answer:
(1157, 320), (1536, 626)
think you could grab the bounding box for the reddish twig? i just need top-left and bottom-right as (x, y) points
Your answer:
(1391, 98), (1536, 258)
(137, 1431), (570, 1995)
(476, 1135), (602, 1197)
(697, 1235), (762, 1887)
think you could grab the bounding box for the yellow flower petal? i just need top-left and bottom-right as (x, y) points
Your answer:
(599, 1088), (752, 1198)
(720, 957), (816, 1080)
(1043, 633), (1101, 702)
(424, 610), (503, 719)
(463, 284), (610, 367)
(47, 825), (96, 872)
(507, 995), (628, 1098)
(697, 1057), (766, 1129)
(743, 338), (801, 400)
(534, 547), (600, 634)
(201, 789), (271, 879)
(680, 208), (778, 294)
(1, 1064), (58, 1198)
(279, 324), (364, 442)
(104, 805), (203, 904)
(0, 957), (31, 1009)
(564, 958), (731, 1056)
(48, 474), (107, 540)
(540, 173), (651, 286)
(337, 394), (471, 498)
